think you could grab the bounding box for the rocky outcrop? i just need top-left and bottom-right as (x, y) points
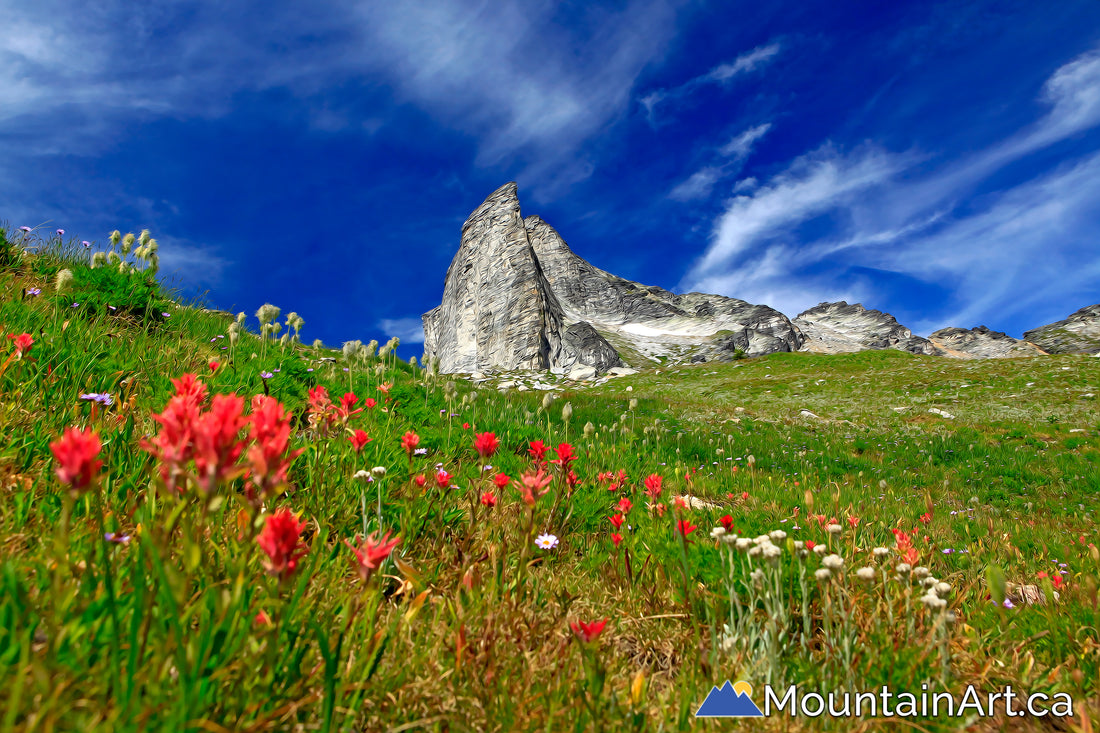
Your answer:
(421, 183), (566, 374)
(794, 302), (940, 355)
(423, 183), (802, 374)
(929, 326), (1045, 359)
(1023, 305), (1100, 355)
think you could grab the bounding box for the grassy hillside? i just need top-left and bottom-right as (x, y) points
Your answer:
(1, 226), (1098, 731)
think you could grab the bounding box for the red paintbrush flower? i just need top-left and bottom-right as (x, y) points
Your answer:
(677, 519), (697, 539)
(609, 513), (625, 529)
(348, 429), (372, 453)
(247, 395), (303, 500)
(364, 397), (377, 409)
(480, 490), (497, 508)
(256, 508), (308, 579)
(617, 497), (633, 514)
(336, 392), (363, 423)
(570, 618), (608, 644)
(192, 393), (248, 494)
(528, 440), (549, 463)
(719, 514), (735, 531)
(8, 333), (33, 356)
(306, 385), (336, 435)
(493, 472), (510, 489)
(344, 531), (401, 582)
(551, 443), (576, 466)
(401, 430), (420, 456)
(435, 469), (452, 490)
(516, 468), (553, 505)
(611, 533), (623, 548)
(50, 426), (103, 492)
(414, 474), (427, 488)
(643, 473), (663, 498)
(473, 431), (499, 458)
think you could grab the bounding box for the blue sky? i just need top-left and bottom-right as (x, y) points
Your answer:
(3, 0), (1099, 351)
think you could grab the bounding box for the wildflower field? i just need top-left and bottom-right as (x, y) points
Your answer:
(1, 226), (1098, 731)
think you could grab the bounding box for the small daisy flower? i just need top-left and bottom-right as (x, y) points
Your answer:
(535, 533), (559, 550)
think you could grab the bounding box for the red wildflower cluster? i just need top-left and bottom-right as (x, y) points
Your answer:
(611, 533), (623, 548)
(435, 469), (452, 490)
(617, 497), (633, 514)
(480, 491), (497, 508)
(493, 472), (510, 489)
(335, 392), (364, 423)
(344, 531), (401, 583)
(892, 527), (920, 565)
(643, 473), (663, 499)
(348, 429), (372, 453)
(50, 427), (103, 492)
(919, 511), (933, 525)
(550, 443), (576, 467)
(192, 393), (249, 493)
(473, 432), (499, 458)
(247, 395), (303, 501)
(307, 385), (337, 435)
(609, 513), (625, 529)
(516, 468), (553, 506)
(677, 519), (697, 539)
(570, 618), (608, 644)
(401, 431), (420, 457)
(597, 469), (629, 492)
(719, 514), (735, 532)
(528, 440), (549, 463)
(8, 332), (33, 356)
(848, 516), (861, 528)
(257, 508), (308, 579)
(141, 374), (209, 493)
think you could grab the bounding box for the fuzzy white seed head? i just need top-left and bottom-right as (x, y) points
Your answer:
(856, 567), (876, 582)
(343, 340), (363, 361)
(710, 526), (727, 539)
(109, 230), (121, 246)
(353, 470), (370, 481)
(583, 421), (595, 439)
(769, 530), (787, 541)
(561, 402), (573, 422)
(139, 229), (151, 246)
(826, 523), (842, 535)
(256, 303), (280, 326)
(912, 566), (930, 580)
(896, 563), (912, 575)
(91, 252), (107, 268)
(628, 398), (638, 411)
(542, 393), (555, 411)
(734, 537), (753, 552)
(822, 554), (845, 571)
(813, 544), (827, 556)
(873, 547), (891, 558)
(371, 466), (387, 478)
(814, 568), (832, 581)
(55, 268), (73, 292)
(934, 582), (952, 596)
(237, 312), (247, 325)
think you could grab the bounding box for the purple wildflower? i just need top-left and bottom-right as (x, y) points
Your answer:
(26, 288), (41, 296)
(82, 240), (91, 248)
(104, 532), (131, 544)
(1003, 599), (1015, 609)
(56, 229), (65, 236)
(260, 371), (273, 379)
(80, 393), (114, 406)
(19, 226), (31, 233)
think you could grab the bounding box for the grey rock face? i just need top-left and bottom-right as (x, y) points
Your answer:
(1023, 305), (1100, 355)
(929, 326), (1044, 359)
(422, 183), (565, 374)
(423, 183), (801, 373)
(794, 302), (940, 355)
(561, 322), (622, 372)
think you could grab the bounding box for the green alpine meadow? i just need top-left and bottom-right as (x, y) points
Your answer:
(1, 227), (1098, 731)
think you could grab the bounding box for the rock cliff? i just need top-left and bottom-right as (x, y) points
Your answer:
(1023, 305), (1100, 355)
(422, 183), (801, 374)
(793, 302), (940, 355)
(928, 326), (1045, 359)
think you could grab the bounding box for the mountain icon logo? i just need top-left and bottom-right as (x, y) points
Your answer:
(695, 680), (765, 717)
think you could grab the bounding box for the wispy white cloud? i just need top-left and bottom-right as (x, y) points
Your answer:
(681, 46), (1100, 332)
(0, 0), (684, 191)
(668, 122), (773, 200)
(378, 317), (426, 345)
(641, 42), (782, 124)
(719, 122), (772, 158)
